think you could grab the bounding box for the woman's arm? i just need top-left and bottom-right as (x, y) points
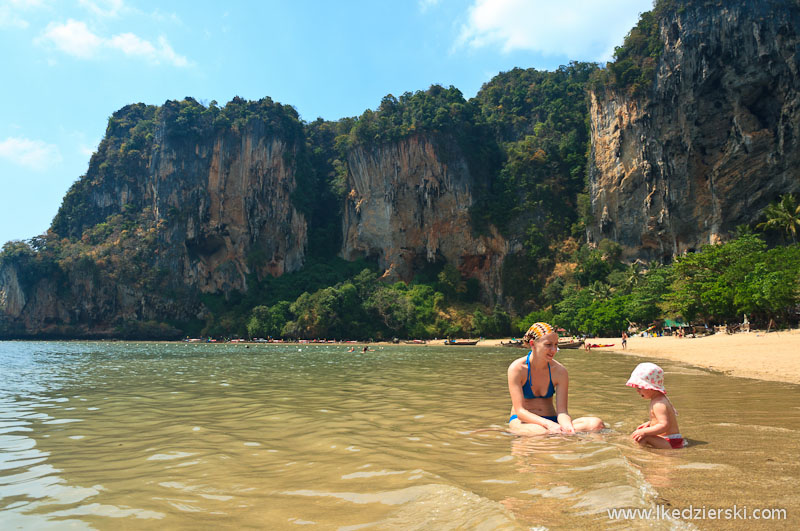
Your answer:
(554, 366), (575, 434)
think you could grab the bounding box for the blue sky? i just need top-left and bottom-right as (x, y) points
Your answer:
(0, 0), (652, 247)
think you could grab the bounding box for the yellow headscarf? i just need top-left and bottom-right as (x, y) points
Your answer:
(522, 322), (555, 343)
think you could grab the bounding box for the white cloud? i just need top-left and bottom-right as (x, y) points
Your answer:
(0, 137), (62, 171)
(78, 0), (125, 18)
(108, 32), (188, 66)
(0, 0), (50, 29)
(38, 19), (189, 66)
(40, 18), (103, 58)
(109, 31), (155, 55)
(154, 36), (188, 67)
(0, 8), (29, 28)
(457, 0), (654, 62)
(149, 8), (182, 25)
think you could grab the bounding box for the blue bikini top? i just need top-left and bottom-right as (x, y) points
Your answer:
(522, 351), (555, 399)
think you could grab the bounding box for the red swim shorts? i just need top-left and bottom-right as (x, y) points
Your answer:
(660, 434), (686, 449)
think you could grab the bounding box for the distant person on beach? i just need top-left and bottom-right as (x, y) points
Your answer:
(622, 332), (628, 350)
(626, 362), (686, 449)
(507, 322), (605, 435)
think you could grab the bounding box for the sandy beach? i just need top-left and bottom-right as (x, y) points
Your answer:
(480, 330), (800, 385)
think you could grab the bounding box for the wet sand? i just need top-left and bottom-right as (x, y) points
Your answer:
(477, 330), (800, 385)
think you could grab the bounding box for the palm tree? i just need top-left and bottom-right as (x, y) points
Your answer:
(588, 281), (612, 301)
(756, 194), (800, 243)
(623, 261), (643, 290)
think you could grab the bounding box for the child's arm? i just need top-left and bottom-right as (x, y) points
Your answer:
(631, 402), (670, 441)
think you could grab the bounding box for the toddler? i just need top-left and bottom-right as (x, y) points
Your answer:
(626, 362), (685, 449)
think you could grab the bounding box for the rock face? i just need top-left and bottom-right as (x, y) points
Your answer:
(341, 135), (508, 297)
(148, 120), (307, 293)
(5, 0), (800, 336)
(0, 264), (26, 319)
(0, 101), (308, 335)
(588, 0), (800, 261)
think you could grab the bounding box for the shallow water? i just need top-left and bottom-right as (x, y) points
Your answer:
(0, 341), (798, 529)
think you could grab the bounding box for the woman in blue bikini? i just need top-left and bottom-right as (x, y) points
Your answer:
(508, 322), (605, 435)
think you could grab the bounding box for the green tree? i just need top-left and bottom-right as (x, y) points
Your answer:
(624, 264), (670, 326)
(286, 283), (364, 339)
(553, 287), (595, 333)
(436, 263), (465, 300)
(734, 245), (800, 323)
(587, 280), (612, 301)
(756, 194), (800, 243)
(663, 234), (767, 323)
(583, 295), (630, 335)
(246, 301), (292, 339)
(573, 245), (614, 286)
(246, 305), (271, 338)
(364, 283), (415, 337)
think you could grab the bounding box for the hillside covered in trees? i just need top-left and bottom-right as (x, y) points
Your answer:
(1, 0), (799, 340)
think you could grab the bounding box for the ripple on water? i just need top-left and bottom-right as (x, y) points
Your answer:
(46, 502), (165, 520)
(340, 468), (409, 480)
(147, 451), (197, 461)
(521, 485), (576, 499)
(676, 462), (736, 471)
(571, 484), (652, 515)
(714, 422), (798, 434)
(284, 484), (519, 529)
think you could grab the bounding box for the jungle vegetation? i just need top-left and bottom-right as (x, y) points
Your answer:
(2, 2), (799, 340)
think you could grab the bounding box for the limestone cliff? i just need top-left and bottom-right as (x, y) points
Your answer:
(6, 0), (799, 337)
(588, 0), (800, 261)
(341, 135), (508, 296)
(147, 115), (307, 293)
(0, 99), (308, 336)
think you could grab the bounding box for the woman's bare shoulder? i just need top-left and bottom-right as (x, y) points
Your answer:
(551, 359), (569, 376)
(508, 355), (528, 372)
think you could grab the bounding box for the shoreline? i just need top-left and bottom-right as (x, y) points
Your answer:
(585, 330), (800, 385)
(7, 332), (800, 385)
(420, 333), (800, 385)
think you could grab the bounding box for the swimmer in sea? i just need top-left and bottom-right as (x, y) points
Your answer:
(507, 322), (605, 435)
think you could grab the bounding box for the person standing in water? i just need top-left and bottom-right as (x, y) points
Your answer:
(626, 362), (686, 449)
(508, 322), (605, 435)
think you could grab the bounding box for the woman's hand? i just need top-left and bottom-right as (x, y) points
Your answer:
(547, 422), (565, 434)
(556, 413), (576, 434)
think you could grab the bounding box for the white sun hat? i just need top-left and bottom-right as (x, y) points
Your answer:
(626, 362), (667, 394)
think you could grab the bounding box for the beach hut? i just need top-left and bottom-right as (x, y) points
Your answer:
(663, 318), (690, 337)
